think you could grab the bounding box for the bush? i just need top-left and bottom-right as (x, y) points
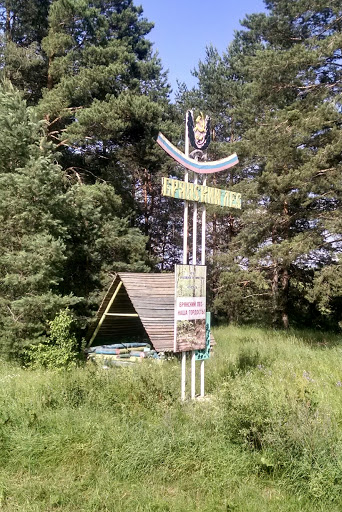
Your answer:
(27, 308), (80, 370)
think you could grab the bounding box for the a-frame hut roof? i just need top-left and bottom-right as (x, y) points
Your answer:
(87, 273), (175, 352)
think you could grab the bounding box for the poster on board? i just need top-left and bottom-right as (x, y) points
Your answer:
(174, 265), (206, 352)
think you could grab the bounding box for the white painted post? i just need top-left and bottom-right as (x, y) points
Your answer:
(193, 172), (198, 264)
(181, 112), (190, 401)
(181, 351), (186, 401)
(191, 350), (196, 399)
(200, 359), (205, 397)
(191, 170), (199, 399)
(200, 175), (207, 398)
(201, 176), (207, 266)
(183, 113), (189, 266)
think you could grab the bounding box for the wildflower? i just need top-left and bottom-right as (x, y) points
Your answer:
(303, 370), (314, 383)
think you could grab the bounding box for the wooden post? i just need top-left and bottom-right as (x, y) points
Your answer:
(88, 282), (123, 347)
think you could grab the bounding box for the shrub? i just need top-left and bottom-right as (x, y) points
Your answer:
(27, 308), (80, 370)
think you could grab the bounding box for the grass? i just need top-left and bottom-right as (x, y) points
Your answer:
(1, 325), (342, 510)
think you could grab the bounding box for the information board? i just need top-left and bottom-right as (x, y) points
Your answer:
(174, 265), (206, 352)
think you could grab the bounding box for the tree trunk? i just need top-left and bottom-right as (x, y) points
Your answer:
(227, 214), (234, 244)
(6, 7), (12, 42)
(142, 169), (153, 254)
(47, 56), (54, 90)
(143, 171), (149, 236)
(281, 199), (290, 329)
(281, 267), (289, 329)
(272, 262), (279, 326)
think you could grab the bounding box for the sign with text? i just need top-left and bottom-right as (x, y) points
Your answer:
(162, 177), (241, 209)
(174, 265), (206, 352)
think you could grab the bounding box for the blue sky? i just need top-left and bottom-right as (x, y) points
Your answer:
(139, 0), (266, 96)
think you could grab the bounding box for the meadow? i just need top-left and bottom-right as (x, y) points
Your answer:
(1, 326), (342, 511)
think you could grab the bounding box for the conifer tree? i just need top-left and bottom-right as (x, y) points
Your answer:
(1, 0), (177, 270)
(0, 0), (50, 103)
(38, 0), (171, 186)
(236, 0), (342, 328)
(186, 0), (342, 328)
(0, 81), (73, 357)
(37, 0), (176, 267)
(0, 81), (149, 359)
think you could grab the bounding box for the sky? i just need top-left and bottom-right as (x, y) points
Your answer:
(139, 0), (266, 97)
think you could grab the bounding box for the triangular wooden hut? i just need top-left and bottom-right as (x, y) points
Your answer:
(87, 273), (175, 352)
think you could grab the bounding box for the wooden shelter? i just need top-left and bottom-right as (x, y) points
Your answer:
(87, 273), (175, 352)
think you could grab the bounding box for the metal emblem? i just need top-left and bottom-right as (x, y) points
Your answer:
(187, 111), (211, 150)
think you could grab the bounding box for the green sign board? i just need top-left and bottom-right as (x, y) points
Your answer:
(162, 177), (241, 209)
(195, 312), (211, 361)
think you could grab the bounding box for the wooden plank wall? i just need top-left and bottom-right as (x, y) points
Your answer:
(87, 273), (175, 352)
(119, 273), (175, 352)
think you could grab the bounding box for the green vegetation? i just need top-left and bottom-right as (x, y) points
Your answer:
(0, 2), (341, 506)
(179, 0), (342, 329)
(1, 1), (342, 357)
(27, 309), (80, 370)
(1, 325), (342, 511)
(0, 0), (181, 358)
(0, 82), (149, 359)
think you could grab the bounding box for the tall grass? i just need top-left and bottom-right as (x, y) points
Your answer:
(1, 326), (342, 511)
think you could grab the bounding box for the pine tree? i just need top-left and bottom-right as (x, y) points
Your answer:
(235, 0), (342, 328)
(185, 0), (342, 328)
(37, 0), (178, 267)
(0, 0), (50, 103)
(61, 181), (150, 320)
(1, 0), (181, 272)
(0, 81), (150, 359)
(0, 81), (73, 357)
(38, 0), (170, 179)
